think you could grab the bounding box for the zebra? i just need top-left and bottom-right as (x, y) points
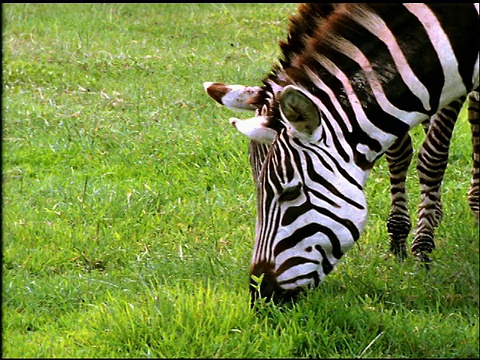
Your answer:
(203, 3), (479, 304)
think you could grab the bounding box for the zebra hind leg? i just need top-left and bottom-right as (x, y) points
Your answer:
(419, 119), (444, 226)
(467, 90), (479, 221)
(411, 96), (466, 264)
(385, 133), (413, 260)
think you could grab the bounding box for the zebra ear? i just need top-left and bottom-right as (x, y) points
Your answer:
(229, 116), (277, 144)
(279, 85), (321, 138)
(203, 82), (264, 111)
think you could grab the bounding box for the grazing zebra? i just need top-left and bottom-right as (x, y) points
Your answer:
(204, 3), (479, 304)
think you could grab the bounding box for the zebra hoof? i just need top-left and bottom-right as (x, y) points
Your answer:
(389, 242), (408, 261)
(411, 235), (435, 268)
(413, 252), (432, 271)
(413, 251), (432, 265)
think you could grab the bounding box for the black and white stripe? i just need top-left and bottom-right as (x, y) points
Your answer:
(387, 91), (479, 262)
(467, 91), (480, 218)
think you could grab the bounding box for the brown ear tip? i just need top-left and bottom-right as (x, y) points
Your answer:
(204, 82), (229, 105)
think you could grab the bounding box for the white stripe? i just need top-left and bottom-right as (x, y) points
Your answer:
(403, 3), (466, 108)
(312, 52), (395, 154)
(330, 36), (427, 127)
(347, 4), (431, 112)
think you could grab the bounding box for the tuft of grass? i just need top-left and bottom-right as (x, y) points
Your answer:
(2, 3), (478, 358)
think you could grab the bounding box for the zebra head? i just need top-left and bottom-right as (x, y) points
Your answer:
(204, 81), (369, 305)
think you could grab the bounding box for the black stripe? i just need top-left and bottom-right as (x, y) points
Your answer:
(277, 134), (295, 183)
(281, 201), (311, 227)
(372, 4), (443, 114)
(291, 138), (351, 183)
(309, 45), (412, 137)
(274, 222), (345, 260)
(343, 6), (429, 114)
(276, 256), (320, 277)
(308, 188), (341, 209)
(315, 244), (334, 275)
(284, 133), (308, 188)
(316, 146), (364, 192)
(390, 185), (407, 194)
(303, 152), (365, 209)
(281, 191), (340, 228)
(300, 59), (385, 155)
(417, 162), (448, 179)
(277, 270), (321, 287)
(293, 137), (334, 172)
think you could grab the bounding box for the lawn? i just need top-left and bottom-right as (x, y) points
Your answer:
(2, 3), (478, 358)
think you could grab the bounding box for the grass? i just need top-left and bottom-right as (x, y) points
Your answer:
(2, 3), (479, 358)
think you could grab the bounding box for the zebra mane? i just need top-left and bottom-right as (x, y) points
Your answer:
(278, 3), (339, 68)
(276, 3), (379, 72)
(260, 3), (365, 128)
(262, 4), (338, 90)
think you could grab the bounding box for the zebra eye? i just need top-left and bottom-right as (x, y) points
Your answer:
(279, 182), (303, 202)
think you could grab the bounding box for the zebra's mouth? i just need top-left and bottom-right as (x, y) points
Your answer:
(249, 280), (303, 309)
(249, 261), (303, 308)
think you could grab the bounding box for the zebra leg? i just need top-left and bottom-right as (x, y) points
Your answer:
(411, 96), (466, 263)
(420, 118), (445, 227)
(385, 133), (413, 260)
(467, 90), (479, 220)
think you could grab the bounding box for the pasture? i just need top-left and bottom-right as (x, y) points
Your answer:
(2, 3), (479, 358)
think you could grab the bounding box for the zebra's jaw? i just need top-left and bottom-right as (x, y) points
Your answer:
(274, 202), (368, 297)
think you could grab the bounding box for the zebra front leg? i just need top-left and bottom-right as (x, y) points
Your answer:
(385, 133), (413, 260)
(411, 97), (466, 263)
(467, 90), (479, 220)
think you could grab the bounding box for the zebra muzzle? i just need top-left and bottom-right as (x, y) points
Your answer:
(249, 262), (301, 308)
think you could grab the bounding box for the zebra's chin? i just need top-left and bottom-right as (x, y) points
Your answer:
(249, 275), (303, 308)
(249, 261), (315, 308)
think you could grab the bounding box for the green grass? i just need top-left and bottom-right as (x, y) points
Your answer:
(2, 3), (478, 358)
